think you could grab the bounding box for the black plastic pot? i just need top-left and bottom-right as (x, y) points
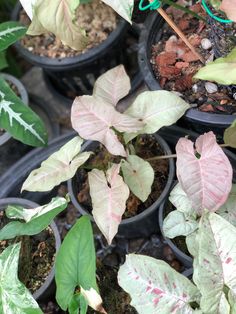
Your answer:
(0, 73), (29, 146)
(29, 94), (60, 140)
(67, 134), (175, 239)
(138, 12), (236, 135)
(0, 197), (61, 301)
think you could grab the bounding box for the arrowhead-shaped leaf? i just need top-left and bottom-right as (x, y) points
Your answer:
(220, 0), (236, 22)
(121, 155), (154, 202)
(192, 213), (236, 314)
(93, 65), (131, 107)
(0, 22), (26, 52)
(163, 210), (198, 238)
(0, 197), (68, 240)
(118, 254), (200, 314)
(55, 216), (99, 311)
(194, 48), (236, 85)
(0, 243), (42, 314)
(22, 136), (91, 192)
(169, 183), (197, 219)
(27, 0), (88, 51)
(224, 119), (236, 148)
(217, 184), (236, 227)
(0, 77), (47, 147)
(101, 0), (134, 23)
(176, 132), (232, 213)
(88, 163), (129, 244)
(71, 95), (144, 157)
(124, 91), (190, 143)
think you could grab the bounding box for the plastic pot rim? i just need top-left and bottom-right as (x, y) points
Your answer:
(0, 197), (61, 301)
(0, 73), (29, 146)
(67, 133), (175, 225)
(138, 12), (236, 128)
(12, 2), (128, 71)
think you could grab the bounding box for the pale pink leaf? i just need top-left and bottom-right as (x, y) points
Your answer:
(220, 0), (236, 22)
(93, 65), (131, 107)
(88, 164), (129, 244)
(176, 132), (232, 213)
(71, 95), (144, 157)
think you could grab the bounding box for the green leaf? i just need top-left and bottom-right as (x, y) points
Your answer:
(118, 254), (200, 314)
(124, 91), (190, 143)
(0, 51), (8, 70)
(28, 0), (88, 51)
(68, 294), (88, 314)
(121, 155), (154, 202)
(0, 243), (42, 314)
(101, 0), (134, 23)
(55, 216), (98, 311)
(224, 119), (236, 148)
(192, 213), (236, 314)
(217, 184), (236, 227)
(163, 210), (198, 238)
(169, 183), (197, 219)
(194, 47), (236, 85)
(0, 21), (26, 52)
(0, 77), (47, 147)
(22, 136), (92, 192)
(0, 197), (68, 240)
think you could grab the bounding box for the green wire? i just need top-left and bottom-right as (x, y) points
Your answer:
(202, 0), (233, 24)
(139, 0), (161, 11)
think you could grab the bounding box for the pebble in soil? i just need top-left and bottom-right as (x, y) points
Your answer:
(151, 0), (236, 115)
(19, 0), (117, 58)
(0, 211), (56, 294)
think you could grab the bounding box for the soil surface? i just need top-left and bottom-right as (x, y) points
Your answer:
(74, 135), (169, 218)
(19, 0), (117, 58)
(0, 210), (56, 294)
(151, 1), (236, 115)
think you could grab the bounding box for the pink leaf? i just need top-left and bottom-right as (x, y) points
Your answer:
(220, 0), (236, 22)
(176, 132), (232, 213)
(71, 95), (144, 157)
(88, 164), (129, 244)
(93, 65), (131, 107)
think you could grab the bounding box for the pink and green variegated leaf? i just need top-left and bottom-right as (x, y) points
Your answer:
(71, 95), (144, 157)
(176, 132), (232, 213)
(118, 254), (200, 314)
(93, 65), (131, 107)
(191, 213), (236, 314)
(220, 0), (236, 22)
(88, 163), (129, 244)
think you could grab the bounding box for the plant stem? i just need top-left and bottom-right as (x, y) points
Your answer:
(146, 144), (230, 161)
(162, 0), (207, 22)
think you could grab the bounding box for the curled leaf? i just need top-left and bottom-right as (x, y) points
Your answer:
(80, 287), (107, 314)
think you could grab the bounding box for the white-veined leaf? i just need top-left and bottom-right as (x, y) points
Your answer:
(22, 136), (91, 192)
(88, 163), (129, 244)
(0, 22), (26, 52)
(118, 254), (200, 314)
(121, 155), (154, 202)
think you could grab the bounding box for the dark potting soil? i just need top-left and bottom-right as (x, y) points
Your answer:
(74, 135), (169, 219)
(19, 0), (117, 58)
(151, 1), (236, 115)
(0, 211), (56, 294)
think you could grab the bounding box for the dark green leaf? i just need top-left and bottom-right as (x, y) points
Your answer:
(0, 21), (26, 52)
(55, 216), (98, 311)
(0, 76), (48, 147)
(0, 197), (68, 240)
(0, 243), (42, 314)
(0, 51), (8, 70)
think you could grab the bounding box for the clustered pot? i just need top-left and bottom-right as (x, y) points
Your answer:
(138, 12), (236, 135)
(68, 134), (175, 239)
(0, 73), (29, 146)
(0, 197), (61, 301)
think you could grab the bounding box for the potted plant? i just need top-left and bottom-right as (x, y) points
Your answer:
(138, 0), (236, 135)
(20, 65), (190, 244)
(0, 196), (68, 313)
(0, 20), (48, 147)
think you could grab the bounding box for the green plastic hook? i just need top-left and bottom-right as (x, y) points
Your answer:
(139, 0), (161, 11)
